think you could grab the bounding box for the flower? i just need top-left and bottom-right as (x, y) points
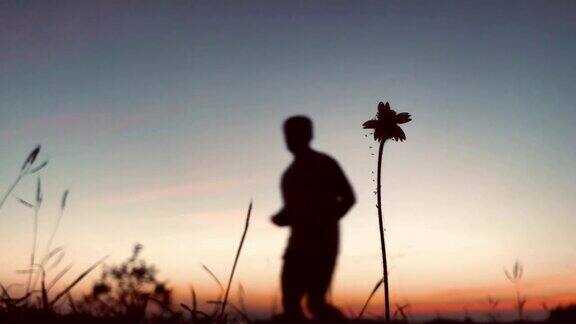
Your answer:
(362, 102), (411, 142)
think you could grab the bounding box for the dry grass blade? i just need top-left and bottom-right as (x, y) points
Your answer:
(16, 269), (37, 275)
(393, 303), (410, 322)
(201, 264), (224, 293)
(181, 303), (210, 319)
(209, 293), (223, 317)
(192, 286), (198, 312)
(29, 160), (48, 174)
(210, 300), (252, 323)
(46, 189), (70, 254)
(504, 268), (513, 281)
(181, 303), (193, 312)
(220, 200), (252, 320)
(41, 246), (65, 266)
(358, 277), (384, 319)
(0, 282), (31, 307)
(47, 250), (66, 270)
(40, 267), (48, 310)
(35, 246), (64, 294)
(0, 282), (13, 303)
(191, 285), (198, 323)
(238, 283), (248, 316)
(26, 177), (42, 295)
(14, 196), (34, 208)
(35, 177), (43, 206)
(68, 293), (78, 314)
(488, 296), (499, 307)
(347, 306), (357, 318)
(61, 189), (69, 211)
(513, 260), (523, 280)
(49, 256), (107, 306)
(48, 263), (73, 291)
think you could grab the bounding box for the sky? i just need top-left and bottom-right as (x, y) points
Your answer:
(1, 0), (576, 320)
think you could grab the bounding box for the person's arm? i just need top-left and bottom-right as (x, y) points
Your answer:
(271, 173), (291, 227)
(271, 207), (290, 226)
(333, 161), (355, 220)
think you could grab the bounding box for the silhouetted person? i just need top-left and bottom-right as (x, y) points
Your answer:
(272, 116), (355, 323)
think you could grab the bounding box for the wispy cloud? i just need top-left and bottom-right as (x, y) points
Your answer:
(105, 177), (261, 206)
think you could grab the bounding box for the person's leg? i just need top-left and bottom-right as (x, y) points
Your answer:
(306, 253), (345, 323)
(281, 256), (306, 322)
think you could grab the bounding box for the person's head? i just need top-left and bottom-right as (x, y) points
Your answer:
(283, 116), (313, 156)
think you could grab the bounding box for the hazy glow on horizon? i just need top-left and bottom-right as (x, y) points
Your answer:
(1, 1), (576, 319)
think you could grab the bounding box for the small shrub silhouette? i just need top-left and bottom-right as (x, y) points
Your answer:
(82, 243), (174, 322)
(548, 304), (576, 323)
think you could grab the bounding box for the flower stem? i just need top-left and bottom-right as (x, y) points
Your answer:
(376, 140), (391, 322)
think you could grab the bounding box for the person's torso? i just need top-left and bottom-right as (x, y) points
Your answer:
(282, 152), (340, 255)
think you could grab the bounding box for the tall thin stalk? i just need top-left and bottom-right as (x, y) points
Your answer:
(358, 276), (384, 319)
(220, 201), (252, 321)
(26, 177), (43, 295)
(26, 207), (39, 295)
(376, 140), (391, 322)
(45, 189), (70, 255)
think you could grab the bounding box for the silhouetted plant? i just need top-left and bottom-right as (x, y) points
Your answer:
(0, 145), (47, 211)
(9, 181), (105, 313)
(45, 189), (70, 255)
(220, 201), (252, 322)
(181, 284), (249, 323)
(184, 203), (253, 323)
(199, 264), (226, 318)
(504, 260), (526, 321)
(11, 255), (106, 314)
(29, 189), (71, 292)
(14, 177), (44, 295)
(393, 303), (410, 323)
(362, 101), (411, 322)
(183, 253), (254, 324)
(83, 243), (173, 322)
(358, 276), (384, 319)
(486, 296), (499, 322)
(8, 150), (100, 312)
(181, 285), (216, 324)
(1, 145), (51, 299)
(548, 304), (576, 323)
